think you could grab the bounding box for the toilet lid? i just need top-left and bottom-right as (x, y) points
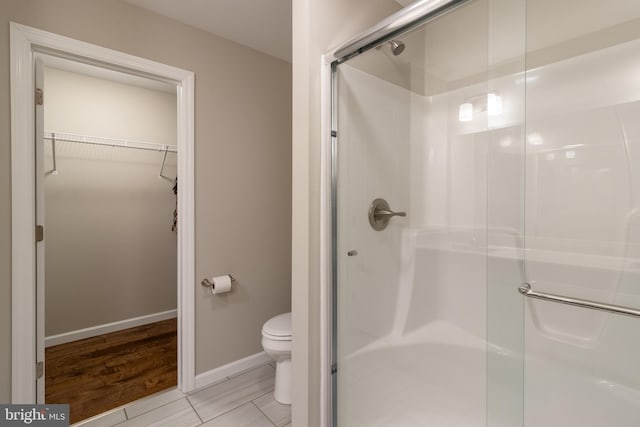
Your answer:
(262, 312), (291, 337)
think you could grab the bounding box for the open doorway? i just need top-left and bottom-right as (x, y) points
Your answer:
(39, 56), (178, 423)
(10, 22), (195, 415)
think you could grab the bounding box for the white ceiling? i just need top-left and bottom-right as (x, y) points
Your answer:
(124, 0), (292, 63)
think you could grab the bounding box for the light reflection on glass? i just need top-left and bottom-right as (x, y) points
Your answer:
(527, 132), (544, 145)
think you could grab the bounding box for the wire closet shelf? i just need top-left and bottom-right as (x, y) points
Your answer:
(43, 131), (177, 153)
(43, 131), (177, 178)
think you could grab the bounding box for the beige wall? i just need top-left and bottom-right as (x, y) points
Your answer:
(0, 0), (292, 402)
(291, 0), (401, 424)
(44, 68), (177, 336)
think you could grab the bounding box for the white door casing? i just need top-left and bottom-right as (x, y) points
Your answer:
(10, 22), (196, 403)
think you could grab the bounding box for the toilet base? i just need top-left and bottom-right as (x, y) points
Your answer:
(273, 358), (291, 405)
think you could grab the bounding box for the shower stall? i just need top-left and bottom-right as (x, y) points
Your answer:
(329, 0), (640, 425)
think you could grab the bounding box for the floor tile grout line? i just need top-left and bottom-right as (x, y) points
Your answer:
(251, 400), (278, 427)
(70, 408), (126, 427)
(190, 372), (275, 404)
(113, 397), (205, 427)
(194, 387), (275, 424)
(190, 363), (274, 397)
(120, 396), (192, 425)
(124, 390), (186, 420)
(186, 395), (204, 424)
(191, 381), (267, 406)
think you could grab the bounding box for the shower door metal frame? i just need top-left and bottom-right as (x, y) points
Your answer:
(329, 0), (474, 424)
(333, 0), (469, 62)
(329, 59), (339, 427)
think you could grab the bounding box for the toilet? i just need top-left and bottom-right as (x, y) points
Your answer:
(261, 312), (292, 405)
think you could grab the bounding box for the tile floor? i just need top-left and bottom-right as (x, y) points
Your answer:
(73, 362), (290, 427)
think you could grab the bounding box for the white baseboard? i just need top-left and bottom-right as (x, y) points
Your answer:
(45, 309), (177, 348)
(195, 352), (272, 390)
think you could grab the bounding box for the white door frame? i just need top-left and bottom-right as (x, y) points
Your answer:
(10, 22), (196, 403)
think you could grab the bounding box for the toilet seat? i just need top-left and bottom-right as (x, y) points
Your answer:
(262, 312), (291, 340)
(263, 332), (291, 341)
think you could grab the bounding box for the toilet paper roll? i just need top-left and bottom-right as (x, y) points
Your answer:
(211, 275), (232, 295)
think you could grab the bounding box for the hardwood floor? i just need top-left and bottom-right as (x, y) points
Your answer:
(45, 318), (177, 424)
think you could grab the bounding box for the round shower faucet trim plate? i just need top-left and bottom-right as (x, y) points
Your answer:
(368, 198), (407, 231)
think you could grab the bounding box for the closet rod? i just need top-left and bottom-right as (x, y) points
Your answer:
(43, 131), (177, 153)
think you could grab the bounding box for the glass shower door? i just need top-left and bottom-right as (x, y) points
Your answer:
(332, 0), (526, 425)
(521, 2), (640, 425)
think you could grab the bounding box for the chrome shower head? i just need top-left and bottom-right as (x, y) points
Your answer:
(388, 40), (405, 56)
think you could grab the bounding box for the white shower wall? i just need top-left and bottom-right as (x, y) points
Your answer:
(336, 63), (507, 347)
(336, 65), (411, 347)
(336, 63), (493, 425)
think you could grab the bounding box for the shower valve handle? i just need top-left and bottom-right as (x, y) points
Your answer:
(374, 209), (406, 219)
(368, 198), (407, 231)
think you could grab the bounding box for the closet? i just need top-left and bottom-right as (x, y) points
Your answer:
(41, 60), (178, 423)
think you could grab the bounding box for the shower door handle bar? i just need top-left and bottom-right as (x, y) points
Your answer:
(518, 283), (640, 318)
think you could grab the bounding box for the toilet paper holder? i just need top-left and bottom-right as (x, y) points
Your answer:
(201, 275), (236, 289)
